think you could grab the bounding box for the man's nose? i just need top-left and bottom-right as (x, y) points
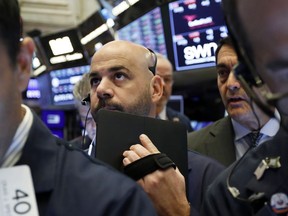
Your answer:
(227, 71), (241, 92)
(96, 78), (114, 99)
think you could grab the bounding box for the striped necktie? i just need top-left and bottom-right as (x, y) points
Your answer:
(247, 130), (263, 147)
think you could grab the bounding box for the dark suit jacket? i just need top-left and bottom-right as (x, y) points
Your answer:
(166, 106), (193, 132)
(187, 151), (225, 215)
(202, 118), (288, 216)
(69, 135), (92, 150)
(15, 112), (156, 216)
(188, 116), (236, 167)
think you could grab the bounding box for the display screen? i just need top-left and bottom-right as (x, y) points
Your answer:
(49, 65), (90, 106)
(116, 7), (167, 57)
(39, 28), (89, 69)
(99, 0), (130, 17)
(41, 110), (65, 128)
(31, 48), (47, 76)
(168, 0), (228, 71)
(23, 78), (41, 100)
(78, 11), (114, 57)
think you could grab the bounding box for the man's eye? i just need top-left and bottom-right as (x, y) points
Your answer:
(162, 76), (173, 84)
(114, 73), (126, 81)
(90, 77), (101, 86)
(217, 69), (229, 78)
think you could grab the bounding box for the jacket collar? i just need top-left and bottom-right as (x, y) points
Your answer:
(16, 112), (58, 193)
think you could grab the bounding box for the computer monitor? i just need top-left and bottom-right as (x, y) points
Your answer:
(167, 95), (185, 114)
(166, 0), (228, 71)
(39, 28), (89, 69)
(41, 110), (65, 138)
(78, 11), (114, 57)
(49, 65), (90, 106)
(116, 7), (167, 57)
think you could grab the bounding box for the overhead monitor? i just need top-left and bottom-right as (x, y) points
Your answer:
(78, 11), (115, 57)
(99, 0), (131, 17)
(31, 48), (47, 76)
(116, 7), (167, 57)
(39, 28), (89, 69)
(167, 0), (228, 71)
(49, 65), (90, 106)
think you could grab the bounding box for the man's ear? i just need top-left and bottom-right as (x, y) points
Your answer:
(151, 75), (163, 103)
(16, 37), (35, 92)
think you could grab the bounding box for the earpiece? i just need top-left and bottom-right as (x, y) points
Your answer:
(81, 93), (91, 106)
(147, 48), (157, 75)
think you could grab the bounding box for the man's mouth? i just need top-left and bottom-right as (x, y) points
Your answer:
(96, 101), (123, 112)
(227, 96), (245, 104)
(100, 106), (118, 111)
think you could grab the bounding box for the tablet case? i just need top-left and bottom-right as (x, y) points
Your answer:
(95, 109), (188, 184)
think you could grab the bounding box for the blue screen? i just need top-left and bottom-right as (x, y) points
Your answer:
(49, 65), (90, 106)
(41, 110), (65, 128)
(23, 78), (41, 100)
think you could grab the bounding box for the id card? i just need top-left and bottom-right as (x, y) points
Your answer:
(0, 165), (39, 216)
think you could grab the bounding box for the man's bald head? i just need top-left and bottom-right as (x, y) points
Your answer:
(89, 40), (163, 118)
(91, 40), (157, 77)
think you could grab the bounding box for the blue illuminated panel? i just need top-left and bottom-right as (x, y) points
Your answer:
(41, 110), (65, 128)
(49, 65), (90, 106)
(24, 78), (41, 100)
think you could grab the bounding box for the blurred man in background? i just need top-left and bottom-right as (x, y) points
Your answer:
(155, 53), (193, 132)
(70, 72), (96, 150)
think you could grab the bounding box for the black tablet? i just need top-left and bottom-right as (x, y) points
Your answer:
(95, 109), (188, 183)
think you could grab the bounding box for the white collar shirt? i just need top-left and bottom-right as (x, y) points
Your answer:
(0, 104), (33, 167)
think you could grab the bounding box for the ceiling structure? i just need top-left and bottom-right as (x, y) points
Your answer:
(19, 0), (101, 36)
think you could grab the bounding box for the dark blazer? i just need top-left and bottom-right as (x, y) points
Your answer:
(166, 106), (193, 132)
(69, 135), (92, 150)
(15, 113), (156, 216)
(188, 116), (236, 167)
(202, 118), (288, 216)
(187, 151), (225, 215)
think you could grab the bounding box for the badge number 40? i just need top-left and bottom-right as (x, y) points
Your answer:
(12, 189), (32, 214)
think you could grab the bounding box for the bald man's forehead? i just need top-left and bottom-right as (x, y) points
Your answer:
(96, 41), (147, 63)
(100, 40), (147, 55)
(91, 47), (145, 77)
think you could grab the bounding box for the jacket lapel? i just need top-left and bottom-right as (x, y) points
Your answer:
(16, 112), (57, 194)
(207, 117), (236, 166)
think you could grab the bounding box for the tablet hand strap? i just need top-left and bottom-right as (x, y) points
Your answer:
(124, 153), (176, 181)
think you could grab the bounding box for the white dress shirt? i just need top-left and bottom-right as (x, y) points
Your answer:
(158, 106), (167, 120)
